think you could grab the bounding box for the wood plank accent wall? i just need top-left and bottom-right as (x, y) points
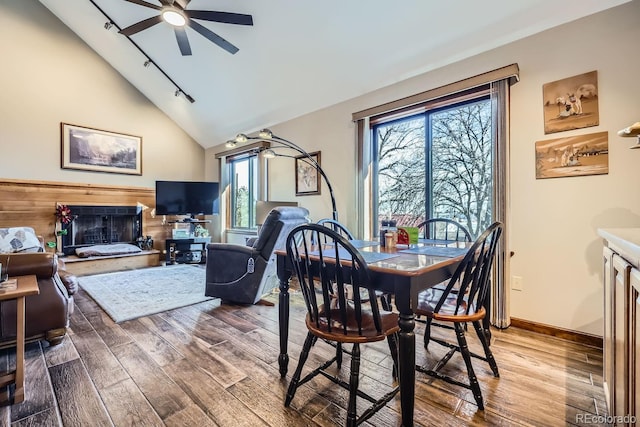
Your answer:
(0, 179), (171, 258)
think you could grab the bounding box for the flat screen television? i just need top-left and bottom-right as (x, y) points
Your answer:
(155, 181), (219, 217)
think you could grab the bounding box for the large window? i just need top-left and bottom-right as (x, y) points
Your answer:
(229, 154), (258, 229)
(372, 94), (493, 238)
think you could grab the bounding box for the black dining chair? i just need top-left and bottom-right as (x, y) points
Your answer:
(414, 218), (473, 324)
(317, 218), (354, 238)
(316, 219), (394, 311)
(417, 217), (472, 242)
(284, 223), (399, 426)
(414, 221), (502, 410)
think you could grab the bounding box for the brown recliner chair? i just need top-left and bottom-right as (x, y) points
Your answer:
(0, 252), (77, 347)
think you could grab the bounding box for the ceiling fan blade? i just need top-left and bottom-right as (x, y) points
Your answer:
(123, 0), (162, 11)
(119, 15), (163, 36)
(188, 20), (239, 54)
(174, 28), (192, 56)
(186, 10), (253, 26)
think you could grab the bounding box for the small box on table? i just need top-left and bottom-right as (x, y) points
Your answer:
(397, 227), (419, 245)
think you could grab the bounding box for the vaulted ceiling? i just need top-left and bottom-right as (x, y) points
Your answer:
(39, 0), (629, 148)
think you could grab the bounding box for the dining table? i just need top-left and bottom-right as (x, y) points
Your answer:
(274, 238), (471, 427)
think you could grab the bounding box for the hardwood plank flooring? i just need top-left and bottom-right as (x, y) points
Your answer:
(0, 288), (605, 426)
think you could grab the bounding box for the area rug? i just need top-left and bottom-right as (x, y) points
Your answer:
(78, 264), (213, 323)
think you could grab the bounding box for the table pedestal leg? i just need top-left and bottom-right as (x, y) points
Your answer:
(278, 277), (290, 377)
(398, 311), (415, 427)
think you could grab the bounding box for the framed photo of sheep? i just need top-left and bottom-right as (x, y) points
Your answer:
(542, 71), (599, 134)
(535, 131), (608, 179)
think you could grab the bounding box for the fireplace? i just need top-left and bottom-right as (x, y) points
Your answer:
(61, 205), (143, 255)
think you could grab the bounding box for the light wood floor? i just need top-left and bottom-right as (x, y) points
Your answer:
(0, 287), (605, 426)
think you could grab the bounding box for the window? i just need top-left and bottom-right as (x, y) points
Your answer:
(372, 93), (493, 238)
(229, 154), (258, 229)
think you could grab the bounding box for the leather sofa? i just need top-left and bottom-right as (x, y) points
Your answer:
(0, 252), (77, 348)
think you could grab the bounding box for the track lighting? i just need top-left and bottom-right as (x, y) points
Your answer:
(89, 0), (196, 103)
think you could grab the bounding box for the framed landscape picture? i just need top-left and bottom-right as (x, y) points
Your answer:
(535, 131), (608, 179)
(295, 151), (321, 196)
(542, 71), (599, 134)
(60, 123), (142, 175)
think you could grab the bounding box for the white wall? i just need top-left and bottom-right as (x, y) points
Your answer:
(208, 1), (640, 335)
(0, 0), (204, 188)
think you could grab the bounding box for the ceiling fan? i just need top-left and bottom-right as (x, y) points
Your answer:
(118, 0), (253, 55)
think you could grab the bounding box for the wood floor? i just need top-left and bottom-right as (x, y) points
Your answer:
(0, 287), (605, 426)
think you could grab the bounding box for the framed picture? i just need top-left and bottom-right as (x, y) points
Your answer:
(295, 151), (321, 196)
(60, 123), (142, 175)
(542, 71), (599, 134)
(535, 131), (608, 179)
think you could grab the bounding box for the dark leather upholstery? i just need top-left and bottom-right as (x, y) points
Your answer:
(205, 206), (309, 304)
(0, 252), (76, 347)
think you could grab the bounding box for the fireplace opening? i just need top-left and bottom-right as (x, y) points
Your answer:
(61, 205), (142, 255)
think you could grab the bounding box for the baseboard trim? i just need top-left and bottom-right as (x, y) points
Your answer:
(509, 317), (603, 349)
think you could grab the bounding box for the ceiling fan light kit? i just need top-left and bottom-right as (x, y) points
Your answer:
(161, 8), (186, 27)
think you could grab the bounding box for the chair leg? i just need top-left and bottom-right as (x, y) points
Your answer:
(380, 293), (392, 311)
(386, 333), (399, 380)
(347, 343), (361, 427)
(473, 320), (499, 377)
(454, 323), (484, 410)
(423, 317), (433, 348)
(285, 332), (315, 407)
(336, 343), (343, 369)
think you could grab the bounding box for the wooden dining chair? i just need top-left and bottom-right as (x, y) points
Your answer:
(316, 219), (393, 311)
(284, 223), (399, 426)
(415, 218), (473, 321)
(414, 221), (502, 410)
(417, 217), (472, 242)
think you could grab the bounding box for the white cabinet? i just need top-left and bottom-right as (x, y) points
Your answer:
(630, 268), (640, 419)
(600, 228), (640, 425)
(603, 246), (614, 406)
(612, 254), (630, 419)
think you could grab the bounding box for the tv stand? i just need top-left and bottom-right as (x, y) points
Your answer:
(165, 237), (211, 265)
(167, 218), (211, 236)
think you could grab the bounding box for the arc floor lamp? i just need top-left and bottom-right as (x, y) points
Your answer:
(226, 129), (338, 221)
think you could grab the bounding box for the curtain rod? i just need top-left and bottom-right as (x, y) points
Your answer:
(352, 63), (519, 121)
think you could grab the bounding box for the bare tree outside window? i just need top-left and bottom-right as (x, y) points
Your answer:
(376, 118), (426, 225)
(375, 98), (493, 238)
(431, 99), (493, 237)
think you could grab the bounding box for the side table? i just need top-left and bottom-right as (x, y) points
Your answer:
(0, 275), (39, 404)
